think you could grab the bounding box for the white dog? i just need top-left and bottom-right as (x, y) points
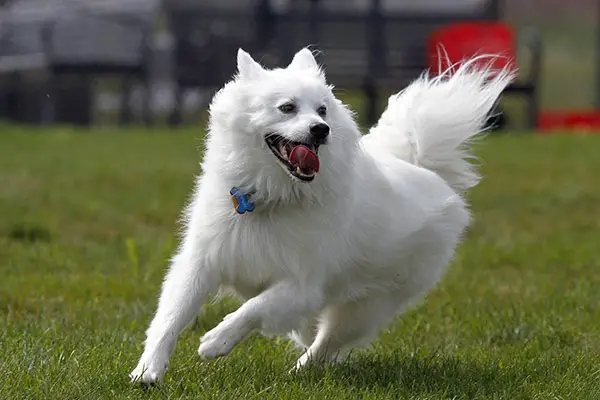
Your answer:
(130, 48), (512, 383)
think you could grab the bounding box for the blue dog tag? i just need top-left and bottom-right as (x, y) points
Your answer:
(230, 187), (255, 214)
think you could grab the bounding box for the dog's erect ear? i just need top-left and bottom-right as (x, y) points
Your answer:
(289, 48), (319, 71)
(237, 48), (264, 80)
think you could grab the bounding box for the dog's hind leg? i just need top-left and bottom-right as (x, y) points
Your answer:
(130, 242), (218, 384)
(288, 318), (318, 349)
(294, 294), (401, 370)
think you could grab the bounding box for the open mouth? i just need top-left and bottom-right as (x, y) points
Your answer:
(265, 134), (320, 182)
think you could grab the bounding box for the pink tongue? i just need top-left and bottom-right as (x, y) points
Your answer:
(289, 145), (320, 173)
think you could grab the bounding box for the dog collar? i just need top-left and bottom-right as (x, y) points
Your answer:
(230, 187), (255, 214)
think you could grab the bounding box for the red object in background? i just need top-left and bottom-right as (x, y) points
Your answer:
(427, 21), (518, 77)
(538, 111), (600, 134)
(427, 21), (600, 134)
(537, 112), (566, 133)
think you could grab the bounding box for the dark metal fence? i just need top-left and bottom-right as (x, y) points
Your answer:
(1, 0), (545, 128)
(167, 0), (507, 126)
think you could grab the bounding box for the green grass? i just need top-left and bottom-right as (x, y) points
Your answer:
(1, 125), (600, 399)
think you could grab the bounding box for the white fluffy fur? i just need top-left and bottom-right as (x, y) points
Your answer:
(130, 48), (513, 383)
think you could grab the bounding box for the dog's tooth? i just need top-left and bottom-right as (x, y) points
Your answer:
(295, 166), (315, 178)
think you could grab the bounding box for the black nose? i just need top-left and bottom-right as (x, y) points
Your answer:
(310, 123), (330, 140)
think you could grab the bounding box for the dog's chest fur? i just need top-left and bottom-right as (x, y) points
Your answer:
(192, 192), (353, 297)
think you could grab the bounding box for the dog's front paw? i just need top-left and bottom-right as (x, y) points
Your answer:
(198, 311), (251, 360)
(292, 348), (348, 372)
(129, 357), (168, 385)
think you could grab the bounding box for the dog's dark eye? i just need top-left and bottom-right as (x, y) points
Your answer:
(278, 103), (297, 114)
(317, 106), (327, 117)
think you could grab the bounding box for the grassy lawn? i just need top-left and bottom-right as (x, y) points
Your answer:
(1, 125), (600, 399)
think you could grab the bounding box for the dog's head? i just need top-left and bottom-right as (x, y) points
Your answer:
(206, 48), (359, 205)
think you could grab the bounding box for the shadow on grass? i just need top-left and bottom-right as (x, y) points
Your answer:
(7, 223), (52, 243)
(296, 352), (532, 398)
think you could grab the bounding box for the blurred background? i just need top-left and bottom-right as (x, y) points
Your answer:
(0, 0), (597, 130)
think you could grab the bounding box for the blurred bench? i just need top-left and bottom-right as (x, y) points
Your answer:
(0, 0), (160, 125)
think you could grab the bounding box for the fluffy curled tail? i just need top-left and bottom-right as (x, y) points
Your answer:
(362, 57), (515, 193)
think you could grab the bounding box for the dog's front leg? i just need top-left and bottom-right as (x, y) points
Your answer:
(130, 245), (218, 384)
(198, 281), (322, 359)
